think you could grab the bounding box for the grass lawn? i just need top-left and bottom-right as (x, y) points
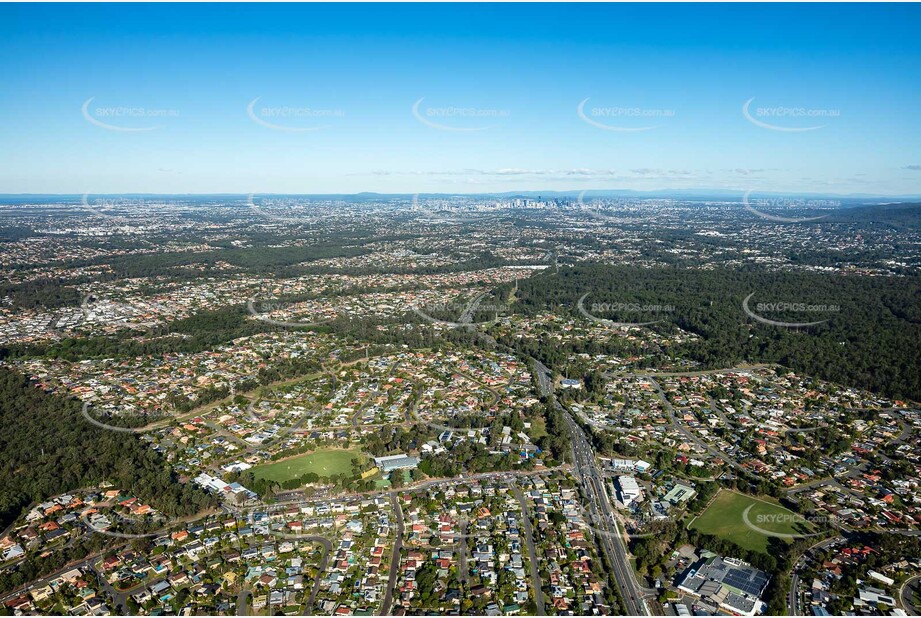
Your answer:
(529, 416), (548, 440)
(251, 448), (364, 482)
(688, 490), (815, 553)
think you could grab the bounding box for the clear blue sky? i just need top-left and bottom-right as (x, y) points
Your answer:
(1, 3), (920, 195)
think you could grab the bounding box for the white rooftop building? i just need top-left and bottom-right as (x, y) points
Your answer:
(617, 475), (642, 507)
(374, 454), (420, 472)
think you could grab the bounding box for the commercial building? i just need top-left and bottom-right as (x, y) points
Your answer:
(664, 483), (697, 505)
(676, 555), (770, 616)
(617, 475), (642, 507)
(373, 454), (420, 473)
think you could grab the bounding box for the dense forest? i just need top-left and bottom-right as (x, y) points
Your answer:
(501, 264), (921, 401)
(827, 202), (921, 230)
(0, 366), (216, 533)
(0, 279), (83, 310)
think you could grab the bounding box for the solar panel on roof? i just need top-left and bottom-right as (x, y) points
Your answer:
(722, 567), (769, 596)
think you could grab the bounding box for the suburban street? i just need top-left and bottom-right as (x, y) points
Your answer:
(787, 536), (842, 615)
(510, 482), (546, 615)
(235, 589), (251, 616)
(379, 492), (404, 615)
(646, 376), (748, 475)
(301, 536), (332, 616)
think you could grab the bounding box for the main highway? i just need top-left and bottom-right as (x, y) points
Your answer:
(532, 358), (653, 616)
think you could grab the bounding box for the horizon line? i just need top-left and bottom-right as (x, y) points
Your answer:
(2, 189), (921, 200)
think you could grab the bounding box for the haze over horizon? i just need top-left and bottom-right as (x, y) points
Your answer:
(4, 188), (921, 200)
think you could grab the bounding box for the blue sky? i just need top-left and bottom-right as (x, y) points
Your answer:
(1, 3), (920, 195)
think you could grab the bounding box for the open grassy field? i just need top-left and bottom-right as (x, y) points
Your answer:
(688, 490), (814, 553)
(529, 416), (548, 439)
(251, 448), (364, 482)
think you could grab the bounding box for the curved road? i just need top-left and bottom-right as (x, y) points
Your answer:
(301, 536), (333, 616)
(787, 537), (842, 615)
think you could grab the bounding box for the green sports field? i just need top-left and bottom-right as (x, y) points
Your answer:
(251, 448), (364, 482)
(688, 490), (816, 553)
